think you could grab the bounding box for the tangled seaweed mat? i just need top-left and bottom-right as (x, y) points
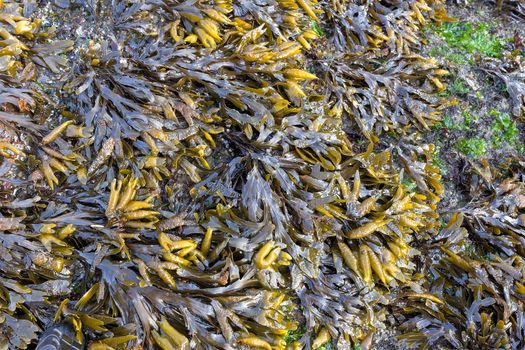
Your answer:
(0, 0), (524, 349)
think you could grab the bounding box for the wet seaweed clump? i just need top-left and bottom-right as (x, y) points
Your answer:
(0, 0), (524, 349)
(396, 171), (525, 349)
